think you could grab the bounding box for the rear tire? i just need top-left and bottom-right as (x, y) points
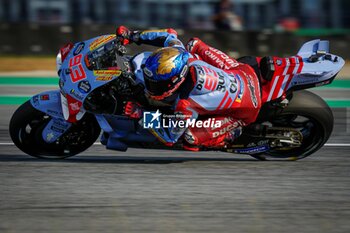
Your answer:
(9, 101), (101, 159)
(255, 90), (333, 160)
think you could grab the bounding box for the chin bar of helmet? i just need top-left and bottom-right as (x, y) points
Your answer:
(144, 64), (189, 100)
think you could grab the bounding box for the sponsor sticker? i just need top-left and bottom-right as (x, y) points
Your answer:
(89, 35), (115, 51)
(96, 76), (113, 81)
(229, 78), (238, 94)
(60, 43), (74, 61)
(143, 67), (153, 77)
(234, 145), (269, 154)
(235, 74), (244, 103)
(93, 70), (122, 76)
(73, 42), (85, 55)
(47, 109), (60, 116)
(70, 89), (84, 100)
(69, 102), (80, 111)
(50, 126), (65, 133)
(94, 70), (121, 82)
(247, 77), (258, 108)
(78, 80), (91, 93)
(40, 94), (50, 101)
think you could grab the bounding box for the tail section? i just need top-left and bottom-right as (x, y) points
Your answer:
(297, 39), (329, 57)
(260, 40), (344, 103)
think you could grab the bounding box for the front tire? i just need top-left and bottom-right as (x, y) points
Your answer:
(9, 101), (101, 159)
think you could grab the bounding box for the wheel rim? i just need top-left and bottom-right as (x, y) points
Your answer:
(264, 114), (326, 160)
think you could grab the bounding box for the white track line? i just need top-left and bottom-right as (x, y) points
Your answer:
(324, 143), (350, 147)
(0, 142), (350, 147)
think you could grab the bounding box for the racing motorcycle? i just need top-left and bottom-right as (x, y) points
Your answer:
(9, 34), (344, 160)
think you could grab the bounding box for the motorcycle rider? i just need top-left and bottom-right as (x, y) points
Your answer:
(117, 26), (261, 151)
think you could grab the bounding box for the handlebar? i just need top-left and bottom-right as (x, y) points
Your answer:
(114, 39), (129, 72)
(113, 39), (136, 85)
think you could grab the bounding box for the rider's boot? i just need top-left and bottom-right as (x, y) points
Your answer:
(224, 126), (243, 144)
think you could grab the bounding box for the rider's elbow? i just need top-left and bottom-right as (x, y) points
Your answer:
(167, 28), (178, 36)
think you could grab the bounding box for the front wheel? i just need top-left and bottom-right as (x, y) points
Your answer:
(9, 101), (101, 159)
(254, 90), (334, 161)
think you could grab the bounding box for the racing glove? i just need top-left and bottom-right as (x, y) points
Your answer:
(116, 26), (132, 45)
(124, 101), (143, 119)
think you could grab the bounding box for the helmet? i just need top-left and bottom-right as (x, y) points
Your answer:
(143, 47), (189, 101)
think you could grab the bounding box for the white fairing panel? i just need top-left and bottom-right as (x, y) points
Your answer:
(60, 93), (69, 121)
(297, 39), (329, 57)
(56, 52), (62, 72)
(290, 40), (345, 88)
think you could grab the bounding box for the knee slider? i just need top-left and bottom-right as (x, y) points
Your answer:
(184, 129), (197, 145)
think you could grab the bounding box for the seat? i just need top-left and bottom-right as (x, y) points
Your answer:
(237, 56), (275, 82)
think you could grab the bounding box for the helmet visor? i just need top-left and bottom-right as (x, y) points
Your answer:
(143, 65), (188, 100)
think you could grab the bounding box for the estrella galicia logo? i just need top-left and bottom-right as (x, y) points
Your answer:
(78, 80), (91, 93)
(143, 110), (162, 129)
(276, 59), (282, 66)
(73, 42), (85, 55)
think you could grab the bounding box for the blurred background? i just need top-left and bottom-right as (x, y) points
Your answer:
(0, 0), (349, 71)
(0, 1), (349, 150)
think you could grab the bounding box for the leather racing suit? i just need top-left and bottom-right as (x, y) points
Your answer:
(118, 27), (262, 150)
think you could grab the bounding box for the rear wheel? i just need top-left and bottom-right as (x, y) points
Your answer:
(254, 90), (333, 160)
(9, 101), (101, 159)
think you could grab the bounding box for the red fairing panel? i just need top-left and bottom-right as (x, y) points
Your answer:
(65, 94), (82, 123)
(59, 43), (74, 62)
(261, 56), (304, 103)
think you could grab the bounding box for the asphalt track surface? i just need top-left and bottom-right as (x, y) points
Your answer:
(1, 101), (350, 232)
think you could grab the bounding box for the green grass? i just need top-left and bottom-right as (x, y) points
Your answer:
(0, 96), (31, 105)
(294, 28), (350, 36)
